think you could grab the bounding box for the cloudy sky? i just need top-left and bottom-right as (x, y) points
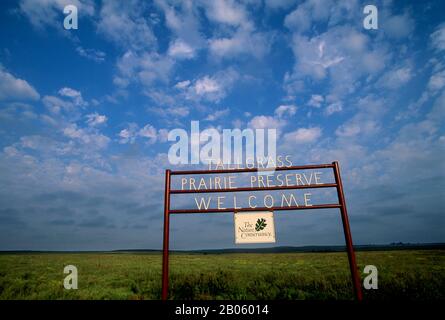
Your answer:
(0, 0), (443, 250)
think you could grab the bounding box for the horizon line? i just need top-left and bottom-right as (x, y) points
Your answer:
(0, 242), (444, 253)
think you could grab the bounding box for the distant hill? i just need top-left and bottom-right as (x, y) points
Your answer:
(164, 243), (445, 254)
(1, 243), (444, 254)
(114, 242), (445, 254)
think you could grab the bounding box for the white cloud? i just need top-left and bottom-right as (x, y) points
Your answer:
(63, 125), (84, 139)
(383, 13), (414, 39)
(360, 50), (387, 74)
(274, 104), (297, 118)
(149, 106), (189, 118)
(400, 68), (445, 118)
(334, 95), (384, 139)
(208, 30), (271, 59)
(335, 120), (379, 138)
(3, 146), (19, 157)
(19, 135), (48, 150)
(0, 102), (36, 121)
(284, 0), (333, 33)
(76, 47), (106, 63)
(116, 51), (174, 87)
(335, 123), (361, 137)
(139, 124), (157, 144)
(113, 76), (130, 89)
(174, 80), (191, 89)
(158, 129), (169, 143)
(194, 77), (220, 95)
(307, 94), (324, 108)
(204, 0), (271, 59)
(138, 53), (175, 85)
(0, 67), (40, 101)
(168, 39), (196, 59)
(63, 124), (110, 149)
(42, 95), (73, 114)
(168, 106), (190, 117)
(203, 0), (248, 27)
(86, 113), (107, 127)
(287, 33), (346, 81)
(58, 87), (79, 98)
(118, 123), (162, 144)
(118, 128), (135, 144)
(97, 0), (156, 51)
(431, 23), (445, 52)
(58, 87), (87, 106)
(284, 6), (311, 32)
(144, 90), (176, 106)
(155, 0), (204, 57)
(325, 102), (342, 115)
(205, 108), (230, 121)
(342, 30), (368, 52)
(378, 67), (412, 89)
(427, 70), (445, 92)
(283, 127), (322, 144)
(232, 119), (243, 128)
(284, 24), (390, 98)
(98, 1), (177, 96)
(248, 115), (285, 130)
(187, 69), (238, 102)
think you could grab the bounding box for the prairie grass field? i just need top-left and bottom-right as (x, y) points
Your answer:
(0, 250), (443, 300)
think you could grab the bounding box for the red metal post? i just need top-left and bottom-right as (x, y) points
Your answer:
(161, 169), (171, 300)
(332, 161), (363, 301)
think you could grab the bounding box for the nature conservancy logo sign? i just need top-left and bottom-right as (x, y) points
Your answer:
(234, 212), (276, 244)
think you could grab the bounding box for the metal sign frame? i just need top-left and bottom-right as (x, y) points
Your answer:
(161, 161), (363, 300)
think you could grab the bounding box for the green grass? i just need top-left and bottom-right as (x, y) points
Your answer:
(0, 250), (443, 300)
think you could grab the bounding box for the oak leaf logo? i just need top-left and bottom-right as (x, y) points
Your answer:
(255, 218), (267, 231)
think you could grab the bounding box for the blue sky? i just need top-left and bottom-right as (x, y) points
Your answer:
(0, 0), (444, 250)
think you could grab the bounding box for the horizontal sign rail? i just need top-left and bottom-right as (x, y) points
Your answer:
(170, 163), (334, 175)
(169, 204), (341, 214)
(170, 183), (337, 194)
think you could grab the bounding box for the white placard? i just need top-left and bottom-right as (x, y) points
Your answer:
(234, 211), (276, 244)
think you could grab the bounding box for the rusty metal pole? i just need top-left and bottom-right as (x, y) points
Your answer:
(332, 161), (363, 301)
(161, 169), (171, 300)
